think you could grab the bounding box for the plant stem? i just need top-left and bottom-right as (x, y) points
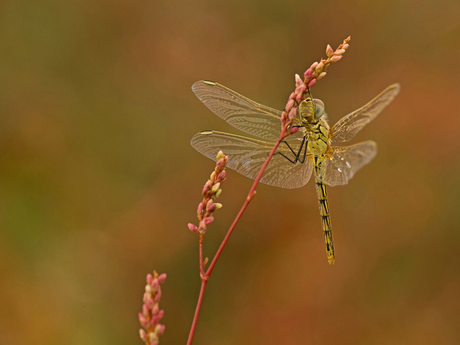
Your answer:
(186, 126), (287, 344)
(186, 279), (207, 345)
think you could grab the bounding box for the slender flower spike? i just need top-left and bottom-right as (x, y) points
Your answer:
(188, 151), (228, 236)
(139, 271), (166, 345)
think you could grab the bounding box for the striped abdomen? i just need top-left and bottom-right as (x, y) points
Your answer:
(314, 165), (335, 264)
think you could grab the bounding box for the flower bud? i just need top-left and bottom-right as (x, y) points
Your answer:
(188, 223), (198, 232)
(326, 44), (334, 57)
(203, 216), (214, 225)
(216, 150), (225, 160)
(217, 171), (227, 181)
(285, 98), (295, 111)
(331, 55), (342, 62)
(318, 71), (327, 80)
(315, 61), (324, 74)
(211, 182), (220, 193)
(295, 73), (303, 87)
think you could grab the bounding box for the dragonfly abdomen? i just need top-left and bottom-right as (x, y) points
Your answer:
(314, 165), (335, 264)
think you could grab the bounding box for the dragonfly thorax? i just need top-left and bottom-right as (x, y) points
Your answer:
(307, 120), (330, 156)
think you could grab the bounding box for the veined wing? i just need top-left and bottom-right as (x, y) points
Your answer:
(316, 141), (377, 187)
(192, 80), (303, 141)
(190, 130), (313, 189)
(330, 84), (400, 144)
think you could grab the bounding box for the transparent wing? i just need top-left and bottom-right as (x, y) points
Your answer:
(317, 141), (378, 187)
(330, 84), (400, 144)
(192, 80), (303, 141)
(190, 130), (314, 189)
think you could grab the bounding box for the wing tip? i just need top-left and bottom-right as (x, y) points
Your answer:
(192, 80), (217, 90)
(388, 83), (401, 95)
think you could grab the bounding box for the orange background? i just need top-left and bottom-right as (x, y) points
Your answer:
(1, 1), (459, 344)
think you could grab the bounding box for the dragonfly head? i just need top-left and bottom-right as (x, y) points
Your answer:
(299, 98), (326, 122)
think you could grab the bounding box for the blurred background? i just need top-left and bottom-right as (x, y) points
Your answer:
(1, 0), (459, 344)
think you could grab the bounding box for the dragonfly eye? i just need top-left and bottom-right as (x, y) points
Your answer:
(313, 99), (325, 119)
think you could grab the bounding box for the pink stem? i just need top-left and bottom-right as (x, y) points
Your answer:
(186, 279), (207, 345)
(186, 125), (287, 345)
(205, 127), (286, 276)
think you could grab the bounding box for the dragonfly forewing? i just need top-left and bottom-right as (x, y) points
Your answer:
(192, 80), (304, 141)
(329, 84), (400, 144)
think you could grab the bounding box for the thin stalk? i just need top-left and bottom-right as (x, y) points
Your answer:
(186, 126), (287, 344)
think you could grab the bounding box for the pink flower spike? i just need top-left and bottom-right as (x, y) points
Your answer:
(188, 223), (198, 232)
(295, 74), (303, 87)
(331, 55), (342, 62)
(326, 44), (334, 57)
(308, 78), (317, 88)
(290, 127), (299, 134)
(304, 68), (312, 80)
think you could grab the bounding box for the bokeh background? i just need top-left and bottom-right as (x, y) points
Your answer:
(1, 0), (459, 344)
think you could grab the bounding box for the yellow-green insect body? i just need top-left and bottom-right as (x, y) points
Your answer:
(190, 80), (400, 264)
(300, 98), (335, 263)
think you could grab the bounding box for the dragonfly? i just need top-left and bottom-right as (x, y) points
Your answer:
(190, 80), (400, 264)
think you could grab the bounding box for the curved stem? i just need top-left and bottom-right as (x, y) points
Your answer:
(186, 126), (287, 344)
(186, 279), (207, 345)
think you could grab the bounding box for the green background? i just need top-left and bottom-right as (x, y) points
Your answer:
(1, 0), (459, 344)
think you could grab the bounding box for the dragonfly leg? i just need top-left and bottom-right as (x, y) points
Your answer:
(273, 136), (308, 164)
